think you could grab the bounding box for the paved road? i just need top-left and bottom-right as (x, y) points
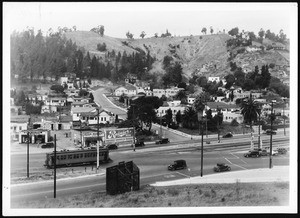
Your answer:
(10, 135), (289, 206)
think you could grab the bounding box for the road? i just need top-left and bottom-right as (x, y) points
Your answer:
(10, 134), (289, 206)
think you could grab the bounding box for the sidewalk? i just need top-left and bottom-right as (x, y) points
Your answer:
(151, 165), (289, 186)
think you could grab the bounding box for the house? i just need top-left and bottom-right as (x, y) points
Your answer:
(80, 109), (114, 125)
(208, 77), (220, 83)
(71, 107), (97, 121)
(156, 101), (187, 122)
(153, 87), (184, 98)
(71, 102), (94, 108)
(11, 105), (22, 116)
(41, 105), (58, 114)
(187, 97), (195, 105)
(246, 45), (262, 53)
(11, 115), (29, 141)
(72, 96), (91, 103)
(60, 76), (68, 86)
(45, 96), (67, 106)
(114, 84), (137, 97)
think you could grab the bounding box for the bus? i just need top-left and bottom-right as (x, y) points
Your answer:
(44, 147), (110, 168)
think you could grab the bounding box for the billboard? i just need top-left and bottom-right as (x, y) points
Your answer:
(104, 128), (134, 141)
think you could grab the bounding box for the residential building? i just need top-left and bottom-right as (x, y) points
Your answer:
(208, 77), (220, 83)
(11, 115), (29, 141)
(80, 109), (114, 125)
(153, 87), (184, 98)
(41, 105), (58, 114)
(187, 97), (195, 105)
(114, 84), (137, 96)
(71, 107), (97, 121)
(45, 96), (67, 106)
(156, 101), (187, 121)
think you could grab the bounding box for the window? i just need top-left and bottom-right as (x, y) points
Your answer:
(19, 126), (22, 130)
(68, 155), (73, 159)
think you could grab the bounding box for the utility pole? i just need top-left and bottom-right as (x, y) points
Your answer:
(160, 112), (162, 138)
(269, 100), (276, 169)
(283, 99), (286, 136)
(54, 134), (57, 198)
(201, 116), (204, 177)
(258, 108), (261, 150)
(132, 104), (135, 151)
(27, 132), (30, 178)
(97, 108), (100, 169)
(217, 106), (220, 143)
(205, 103), (208, 138)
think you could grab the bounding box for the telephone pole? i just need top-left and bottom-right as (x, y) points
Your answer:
(54, 134), (57, 198)
(97, 108), (100, 169)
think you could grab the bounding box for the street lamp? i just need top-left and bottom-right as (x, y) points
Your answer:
(269, 100), (276, 169)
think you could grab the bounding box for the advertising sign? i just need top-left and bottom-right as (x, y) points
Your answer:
(105, 128), (134, 140)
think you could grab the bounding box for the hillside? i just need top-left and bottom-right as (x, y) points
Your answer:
(64, 31), (289, 79)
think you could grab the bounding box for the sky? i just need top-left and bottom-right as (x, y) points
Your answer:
(3, 2), (296, 38)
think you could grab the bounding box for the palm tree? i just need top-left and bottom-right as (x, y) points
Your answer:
(241, 94), (259, 149)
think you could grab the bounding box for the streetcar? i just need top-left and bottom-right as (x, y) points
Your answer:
(44, 147), (110, 168)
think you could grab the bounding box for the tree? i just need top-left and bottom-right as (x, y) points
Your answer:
(224, 74), (235, 89)
(241, 94), (259, 145)
(182, 107), (198, 129)
(176, 90), (187, 103)
(258, 28), (265, 42)
(261, 65), (271, 89)
(162, 55), (173, 70)
(210, 26), (214, 35)
(78, 89), (89, 97)
(228, 27), (239, 36)
(194, 92), (210, 116)
(99, 25), (105, 37)
(89, 92), (94, 103)
(231, 118), (239, 126)
(154, 33), (158, 38)
(201, 27), (207, 35)
(50, 84), (64, 93)
(165, 108), (173, 126)
(178, 82), (187, 90)
(127, 96), (162, 131)
(196, 76), (208, 87)
(140, 31), (146, 39)
(175, 111), (182, 125)
(126, 31), (134, 39)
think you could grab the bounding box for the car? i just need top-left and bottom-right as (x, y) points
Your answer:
(168, 160), (187, 171)
(244, 150), (260, 158)
(276, 147), (287, 154)
(132, 141), (145, 147)
(271, 150), (279, 156)
(222, 132), (233, 138)
(41, 142), (54, 149)
(213, 163), (231, 172)
(264, 129), (277, 135)
(260, 149), (269, 156)
(155, 138), (170, 144)
(106, 143), (118, 150)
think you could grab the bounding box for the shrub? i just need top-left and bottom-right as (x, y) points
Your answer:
(167, 188), (179, 196)
(230, 118), (239, 126)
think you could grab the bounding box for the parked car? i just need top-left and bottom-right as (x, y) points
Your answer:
(41, 142), (54, 149)
(276, 147), (287, 154)
(222, 132), (233, 138)
(271, 150), (279, 156)
(213, 163), (231, 172)
(168, 160), (187, 171)
(244, 150), (260, 158)
(106, 143), (118, 150)
(260, 149), (269, 156)
(264, 129), (277, 135)
(155, 138), (170, 144)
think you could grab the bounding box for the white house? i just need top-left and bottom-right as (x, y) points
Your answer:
(80, 109), (114, 125)
(41, 105), (58, 114)
(114, 84), (137, 96)
(153, 87), (184, 98)
(71, 107), (97, 121)
(60, 76), (68, 86)
(208, 77), (220, 83)
(222, 111), (244, 124)
(187, 97), (195, 105)
(11, 115), (29, 141)
(45, 96), (67, 106)
(156, 101), (187, 122)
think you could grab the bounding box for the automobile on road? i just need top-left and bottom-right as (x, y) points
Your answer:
(213, 163), (231, 172)
(264, 129), (277, 135)
(222, 132), (233, 138)
(156, 138), (170, 144)
(106, 143), (118, 150)
(168, 160), (187, 171)
(244, 150), (260, 158)
(41, 142), (54, 149)
(276, 148), (287, 154)
(132, 141), (145, 147)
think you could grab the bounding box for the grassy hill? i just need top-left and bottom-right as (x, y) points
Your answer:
(64, 31), (289, 79)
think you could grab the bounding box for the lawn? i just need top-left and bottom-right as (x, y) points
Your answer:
(12, 181), (289, 208)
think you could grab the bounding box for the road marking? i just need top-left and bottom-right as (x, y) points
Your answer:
(239, 158), (248, 164)
(224, 158), (233, 164)
(230, 152), (239, 159)
(176, 171), (190, 178)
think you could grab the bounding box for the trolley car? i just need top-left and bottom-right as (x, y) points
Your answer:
(44, 148), (110, 168)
